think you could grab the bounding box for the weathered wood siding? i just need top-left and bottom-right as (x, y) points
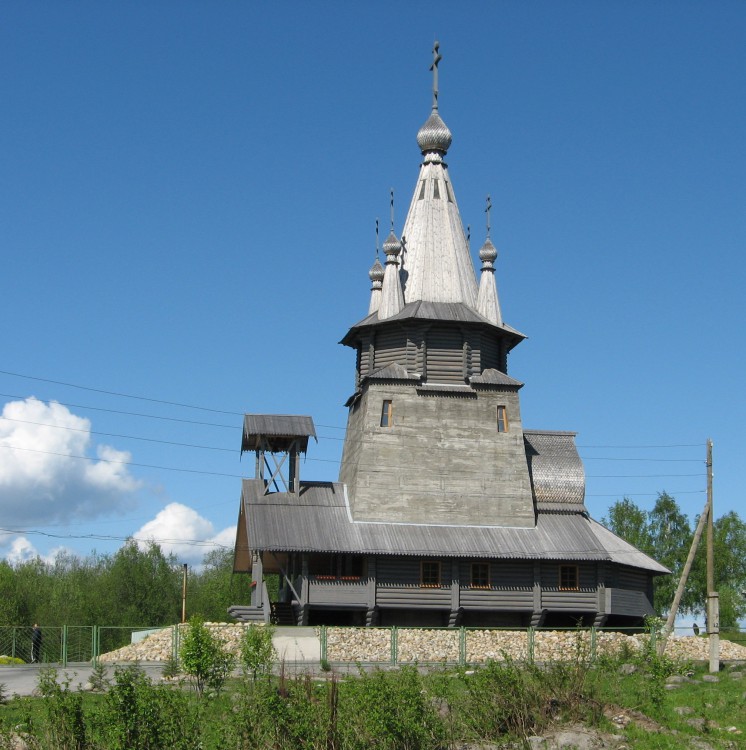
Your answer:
(427, 329), (464, 383)
(376, 557), (451, 608)
(374, 328), (406, 370)
(607, 587), (655, 616)
(540, 563), (598, 610)
(459, 560), (533, 609)
(309, 579), (369, 606)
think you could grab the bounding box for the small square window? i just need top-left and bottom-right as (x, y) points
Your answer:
(497, 405), (508, 433)
(559, 565), (579, 590)
(380, 399), (393, 427)
(471, 562), (490, 588)
(421, 561), (441, 587)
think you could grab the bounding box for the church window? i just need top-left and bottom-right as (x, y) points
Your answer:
(559, 565), (579, 590)
(497, 405), (508, 433)
(418, 180), (426, 200)
(470, 562), (490, 588)
(421, 560), (441, 587)
(432, 179), (441, 200)
(445, 180), (455, 203)
(380, 399), (393, 427)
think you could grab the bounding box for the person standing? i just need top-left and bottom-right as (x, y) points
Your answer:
(31, 624), (42, 663)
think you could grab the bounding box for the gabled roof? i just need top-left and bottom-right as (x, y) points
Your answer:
(237, 479), (668, 574)
(241, 414), (317, 454)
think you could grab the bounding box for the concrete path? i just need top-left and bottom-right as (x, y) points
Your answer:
(271, 626), (321, 662)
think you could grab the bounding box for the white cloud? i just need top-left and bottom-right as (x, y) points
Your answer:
(133, 502), (235, 565)
(0, 533), (73, 565)
(0, 397), (140, 526)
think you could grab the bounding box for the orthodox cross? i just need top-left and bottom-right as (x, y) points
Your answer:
(485, 195), (492, 238)
(375, 218), (380, 258)
(430, 41), (442, 110)
(390, 188), (395, 230)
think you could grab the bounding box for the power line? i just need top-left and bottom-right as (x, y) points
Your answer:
(0, 369), (243, 416)
(0, 392), (236, 429)
(0, 444), (246, 479)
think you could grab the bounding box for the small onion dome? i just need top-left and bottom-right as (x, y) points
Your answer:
(382, 230), (402, 258)
(369, 256), (385, 282)
(417, 110), (453, 155)
(478, 237), (497, 265)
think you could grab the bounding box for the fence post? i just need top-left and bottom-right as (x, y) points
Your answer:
(320, 625), (327, 663)
(62, 625), (68, 667)
(459, 627), (466, 666)
(92, 626), (98, 666)
(172, 624), (180, 663)
(590, 626), (597, 662)
(528, 626), (535, 662)
(11, 628), (16, 660)
(390, 627), (397, 665)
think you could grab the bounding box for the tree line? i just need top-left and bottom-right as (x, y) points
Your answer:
(0, 542), (251, 628)
(603, 492), (746, 629)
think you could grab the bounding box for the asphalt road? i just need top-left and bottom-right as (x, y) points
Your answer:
(0, 663), (167, 698)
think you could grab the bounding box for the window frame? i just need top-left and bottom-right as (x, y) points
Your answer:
(558, 565), (579, 591)
(470, 561), (491, 589)
(497, 404), (509, 433)
(420, 560), (441, 588)
(380, 399), (394, 428)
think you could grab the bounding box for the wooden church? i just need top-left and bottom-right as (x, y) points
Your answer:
(230, 47), (667, 629)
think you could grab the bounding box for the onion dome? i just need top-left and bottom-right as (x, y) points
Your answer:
(478, 238), (497, 266)
(368, 256), (385, 282)
(417, 110), (452, 155)
(382, 230), (402, 258)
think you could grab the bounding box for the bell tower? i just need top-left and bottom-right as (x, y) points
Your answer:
(338, 44), (535, 529)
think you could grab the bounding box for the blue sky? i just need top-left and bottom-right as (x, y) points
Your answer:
(1, 2), (744, 568)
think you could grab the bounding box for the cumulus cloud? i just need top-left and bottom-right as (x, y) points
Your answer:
(133, 502), (235, 565)
(0, 397), (140, 526)
(0, 533), (72, 565)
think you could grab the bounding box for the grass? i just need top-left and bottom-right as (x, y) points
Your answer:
(0, 651), (744, 748)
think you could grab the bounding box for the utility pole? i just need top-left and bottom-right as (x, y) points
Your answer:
(181, 563), (188, 624)
(706, 438), (719, 672)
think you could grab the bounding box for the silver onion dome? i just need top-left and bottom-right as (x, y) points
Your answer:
(382, 230), (402, 257)
(416, 110), (453, 155)
(368, 256), (385, 282)
(478, 238), (497, 264)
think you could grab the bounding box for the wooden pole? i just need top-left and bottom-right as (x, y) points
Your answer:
(657, 490), (710, 656)
(705, 439), (719, 672)
(181, 563), (188, 624)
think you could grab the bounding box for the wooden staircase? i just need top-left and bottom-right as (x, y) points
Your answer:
(270, 602), (297, 625)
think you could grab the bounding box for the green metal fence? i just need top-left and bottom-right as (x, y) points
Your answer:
(0, 625), (175, 667)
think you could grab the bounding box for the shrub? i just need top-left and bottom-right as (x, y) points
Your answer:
(180, 616), (235, 696)
(92, 664), (202, 750)
(36, 669), (87, 750)
(239, 623), (275, 682)
(339, 666), (445, 750)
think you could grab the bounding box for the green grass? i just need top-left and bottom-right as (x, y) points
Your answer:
(0, 656), (744, 748)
